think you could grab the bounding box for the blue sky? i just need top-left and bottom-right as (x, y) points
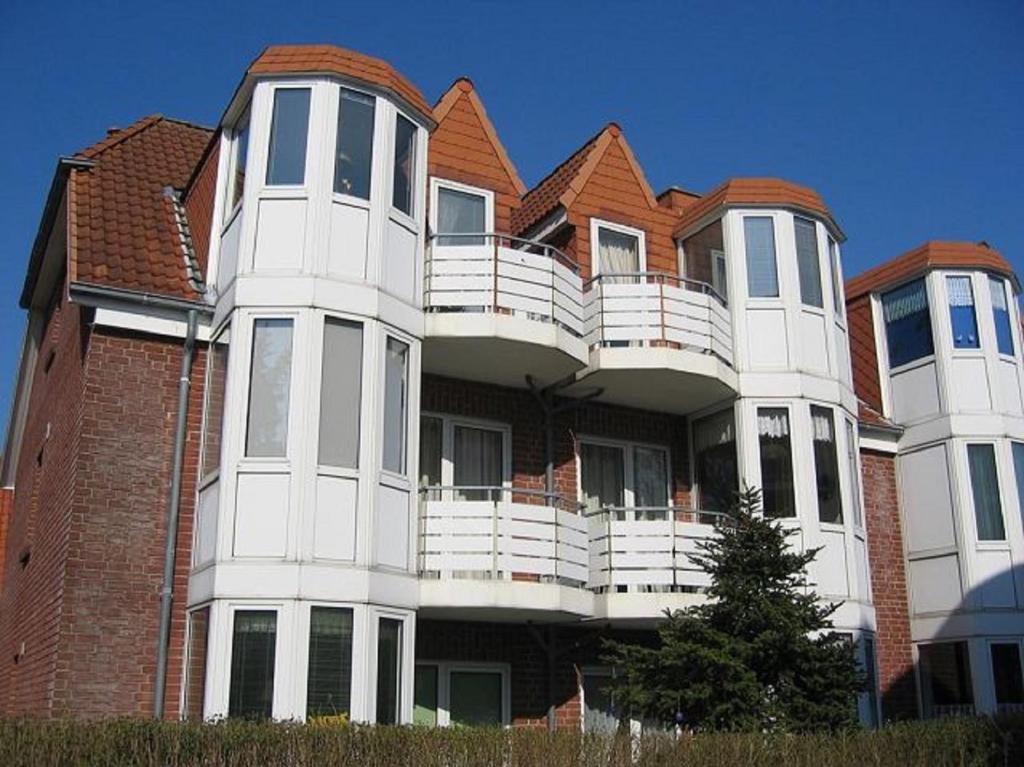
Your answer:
(0, 0), (1021, 424)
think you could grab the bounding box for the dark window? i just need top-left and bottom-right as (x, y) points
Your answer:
(794, 217), (823, 308)
(990, 277), (1015, 355)
(947, 276), (979, 349)
(230, 110), (250, 211)
(450, 670), (503, 726)
(392, 115), (417, 215)
(693, 409), (738, 512)
(1013, 443), (1024, 532)
(266, 88), (311, 185)
(967, 444), (1006, 541)
(919, 642), (973, 714)
(306, 607), (354, 718)
(991, 643), (1024, 706)
(228, 610), (277, 719)
(758, 408), (795, 518)
(184, 608), (210, 721)
(882, 278), (933, 367)
(811, 406), (843, 524)
(334, 89), (375, 199)
(413, 664), (438, 726)
(376, 618), (403, 724)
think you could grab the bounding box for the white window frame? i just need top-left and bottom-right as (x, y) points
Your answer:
(590, 218), (647, 277)
(262, 83), (315, 191)
(314, 312), (367, 478)
(420, 411), (512, 499)
(428, 178), (495, 241)
(964, 440), (1009, 547)
(878, 276), (938, 376)
(240, 313), (299, 466)
(415, 660), (511, 727)
(222, 602), (285, 720)
(740, 213), (783, 301)
(793, 215), (825, 312)
(370, 608), (414, 725)
(389, 110), (420, 226)
(380, 331), (413, 481)
(223, 107), (251, 227)
(751, 401), (799, 521)
(330, 84), (377, 206)
(828, 235), (845, 324)
(576, 435), (672, 517)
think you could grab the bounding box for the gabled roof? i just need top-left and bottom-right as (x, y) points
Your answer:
(431, 78), (525, 195)
(674, 177), (842, 240)
(845, 240), (1019, 301)
(66, 115), (213, 301)
(248, 44), (432, 122)
(512, 123), (659, 234)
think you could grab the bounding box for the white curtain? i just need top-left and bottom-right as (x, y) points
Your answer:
(598, 228), (639, 279)
(758, 409), (790, 439)
(882, 279), (929, 322)
(581, 443), (625, 511)
(694, 409), (734, 452)
(454, 426), (503, 500)
(633, 447), (668, 509)
(947, 276), (975, 307)
(437, 188), (485, 246)
(989, 276), (1009, 311)
(811, 408), (835, 442)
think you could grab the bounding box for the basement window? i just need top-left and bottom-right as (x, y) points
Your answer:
(920, 641), (974, 717)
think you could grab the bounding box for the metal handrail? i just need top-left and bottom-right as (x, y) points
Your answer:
(426, 232), (580, 274)
(418, 484), (586, 514)
(583, 271), (727, 307)
(583, 505), (733, 526)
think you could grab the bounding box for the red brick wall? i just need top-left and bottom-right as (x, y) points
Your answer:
(0, 489), (11, 594)
(861, 448), (918, 721)
(848, 296), (883, 412)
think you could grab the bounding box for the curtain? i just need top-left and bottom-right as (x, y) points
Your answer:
(794, 217), (823, 307)
(454, 426), (503, 501)
(882, 278), (933, 367)
(581, 443), (625, 512)
(437, 188), (485, 246)
(758, 408), (795, 518)
(633, 447), (669, 513)
(743, 217), (779, 297)
(967, 444), (1006, 541)
(811, 406), (842, 524)
(946, 276), (979, 348)
(597, 227), (639, 282)
(694, 409), (737, 512)
(757, 409), (790, 439)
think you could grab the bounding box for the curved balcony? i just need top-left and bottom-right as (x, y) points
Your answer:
(422, 234), (588, 387)
(569, 273), (738, 414)
(417, 486), (594, 621)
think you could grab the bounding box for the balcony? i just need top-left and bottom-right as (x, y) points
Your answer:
(422, 234), (588, 387)
(417, 486), (594, 620)
(570, 274), (737, 414)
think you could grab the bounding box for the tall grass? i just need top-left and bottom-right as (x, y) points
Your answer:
(0, 715), (1020, 767)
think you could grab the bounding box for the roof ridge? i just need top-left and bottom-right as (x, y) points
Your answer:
(75, 114), (164, 159)
(520, 124), (609, 201)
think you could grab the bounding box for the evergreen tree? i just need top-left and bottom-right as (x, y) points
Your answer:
(602, 486), (862, 733)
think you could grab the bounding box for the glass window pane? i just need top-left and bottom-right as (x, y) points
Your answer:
(580, 443), (625, 512)
(413, 665), (438, 726)
(230, 111), (250, 211)
(1013, 443), (1024, 532)
(450, 670), (503, 726)
(846, 420), (863, 527)
(990, 277), (1015, 355)
(598, 227), (640, 278)
(882, 279), (933, 367)
(947, 276), (979, 349)
(633, 446), (668, 509)
(437, 187), (486, 246)
(991, 643), (1024, 706)
(318, 319), (362, 468)
(919, 641), (974, 714)
(744, 217), (779, 298)
(201, 327), (230, 478)
(811, 406), (843, 524)
(758, 408), (795, 518)
(419, 416), (443, 498)
(453, 425), (503, 501)
(795, 217), (823, 308)
(392, 115), (417, 214)
(694, 409), (738, 512)
(583, 673), (619, 733)
(376, 618), (403, 724)
(382, 338), (409, 474)
(334, 89), (375, 199)
(228, 610), (277, 719)
(967, 444), (1005, 540)
(828, 237), (843, 318)
(184, 608), (210, 721)
(306, 607), (354, 718)
(266, 88), (311, 185)
(245, 319), (293, 457)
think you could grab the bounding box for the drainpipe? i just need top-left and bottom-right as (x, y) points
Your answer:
(153, 309), (198, 719)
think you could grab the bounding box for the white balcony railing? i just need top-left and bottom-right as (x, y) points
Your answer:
(418, 486), (589, 586)
(424, 234), (584, 337)
(583, 273), (733, 364)
(929, 704), (976, 719)
(587, 507), (731, 593)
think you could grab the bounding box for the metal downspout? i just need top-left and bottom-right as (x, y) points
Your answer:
(153, 309), (198, 718)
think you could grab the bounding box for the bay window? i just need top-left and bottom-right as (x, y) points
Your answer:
(881, 278), (933, 367)
(967, 443), (1006, 541)
(228, 610), (277, 719)
(318, 319), (362, 469)
(245, 319), (294, 458)
(946, 276), (979, 349)
(436, 185), (487, 246)
(334, 89), (375, 199)
(392, 114), (417, 215)
(265, 88), (311, 186)
(811, 406), (842, 524)
(990, 276), (1015, 355)
(693, 408), (738, 512)
(794, 217), (823, 308)
(376, 617), (403, 724)
(743, 217), (779, 298)
(382, 337), (409, 474)
(757, 407), (795, 518)
(306, 607), (354, 719)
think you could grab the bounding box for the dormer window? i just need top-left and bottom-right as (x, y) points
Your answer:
(334, 89), (375, 199)
(592, 220), (645, 281)
(392, 114), (417, 215)
(432, 180), (491, 246)
(265, 88), (311, 186)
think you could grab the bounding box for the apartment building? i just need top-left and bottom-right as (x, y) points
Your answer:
(0, 44), (1019, 727)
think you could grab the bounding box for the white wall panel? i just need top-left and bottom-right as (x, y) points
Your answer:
(950, 357), (992, 412)
(314, 474), (358, 561)
(196, 481), (219, 565)
(997, 360), (1023, 416)
(909, 554), (962, 613)
(899, 445), (956, 553)
(974, 549), (1017, 608)
(815, 530), (849, 597)
(383, 219), (417, 304)
(798, 311), (829, 373)
(745, 308), (788, 368)
(375, 483), (410, 569)
(234, 472), (290, 557)
(890, 362), (940, 423)
(328, 202), (369, 280)
(254, 199), (306, 271)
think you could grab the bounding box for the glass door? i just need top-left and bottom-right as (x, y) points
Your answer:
(453, 425), (504, 501)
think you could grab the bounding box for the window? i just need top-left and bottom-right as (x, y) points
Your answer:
(436, 186), (486, 246)
(743, 217), (779, 298)
(811, 406), (842, 524)
(201, 327), (230, 479)
(1013, 443), (1024, 530)
(265, 88), (311, 186)
(580, 443), (624, 511)
(828, 237), (844, 319)
(967, 444), (1006, 541)
(228, 610), (277, 719)
(582, 670), (620, 733)
(413, 663), (507, 727)
(711, 249), (728, 301)
(794, 217), (823, 308)
(183, 608), (210, 721)
(334, 88), (375, 199)
(419, 415), (443, 496)
(757, 408), (795, 518)
(596, 224), (641, 279)
(947, 276), (979, 349)
(450, 670), (503, 726)
(318, 319), (362, 469)
(580, 440), (669, 519)
(453, 425), (503, 501)
(991, 643), (1024, 708)
(392, 114), (417, 215)
(306, 607), (354, 719)
(881, 278), (934, 368)
(990, 276), (1015, 355)
(382, 338), (409, 474)
(919, 642), (974, 717)
(245, 319), (294, 458)
(229, 110), (250, 212)
(376, 618), (403, 724)
(846, 420), (863, 527)
(681, 220), (725, 301)
(693, 408), (737, 512)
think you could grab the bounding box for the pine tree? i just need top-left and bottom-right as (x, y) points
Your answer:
(601, 486), (863, 733)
